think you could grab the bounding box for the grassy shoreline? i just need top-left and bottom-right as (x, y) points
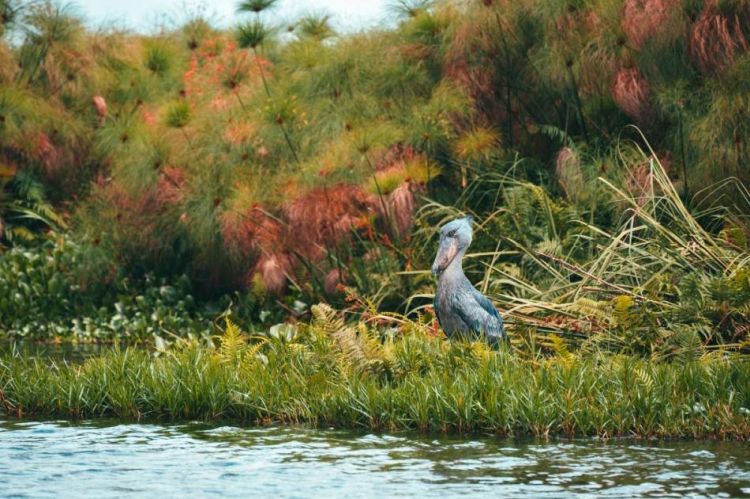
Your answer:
(2, 312), (749, 440)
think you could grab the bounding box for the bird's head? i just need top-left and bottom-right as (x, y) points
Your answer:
(431, 216), (474, 276)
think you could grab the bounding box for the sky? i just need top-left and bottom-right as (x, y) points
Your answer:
(75, 0), (393, 33)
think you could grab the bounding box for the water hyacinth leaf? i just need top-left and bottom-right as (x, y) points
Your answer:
(268, 323), (297, 342)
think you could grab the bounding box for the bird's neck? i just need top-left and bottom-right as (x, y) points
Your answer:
(440, 250), (466, 281)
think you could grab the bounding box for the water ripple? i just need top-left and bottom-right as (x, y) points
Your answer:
(0, 420), (748, 498)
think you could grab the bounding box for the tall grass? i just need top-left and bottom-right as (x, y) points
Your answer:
(408, 142), (750, 358)
(1, 309), (748, 438)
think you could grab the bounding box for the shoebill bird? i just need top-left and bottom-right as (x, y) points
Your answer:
(432, 216), (505, 345)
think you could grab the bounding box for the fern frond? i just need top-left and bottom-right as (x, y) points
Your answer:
(219, 319), (246, 365)
(634, 366), (654, 391)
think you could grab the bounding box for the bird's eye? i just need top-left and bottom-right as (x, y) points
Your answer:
(447, 230), (457, 237)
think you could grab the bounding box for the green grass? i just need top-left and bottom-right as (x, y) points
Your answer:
(2, 307), (749, 439)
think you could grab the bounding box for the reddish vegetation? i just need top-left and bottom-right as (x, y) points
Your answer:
(555, 146), (582, 200)
(253, 253), (293, 296)
(92, 95), (107, 123)
(156, 166), (187, 205)
(141, 107), (158, 126)
(689, 1), (750, 73)
(388, 182), (417, 239)
(92, 179), (175, 266)
(223, 120), (256, 146)
(444, 18), (495, 107)
(371, 143), (423, 239)
(626, 153), (671, 206)
(284, 184), (376, 260)
(33, 132), (63, 175)
(373, 143), (416, 171)
(612, 67), (654, 126)
(324, 267), (347, 295)
(220, 206), (289, 294)
(184, 35), (268, 102)
(218, 185), (377, 295)
(220, 206), (284, 259)
(622, 0), (676, 49)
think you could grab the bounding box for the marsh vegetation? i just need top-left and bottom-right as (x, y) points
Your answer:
(0, 0), (749, 435)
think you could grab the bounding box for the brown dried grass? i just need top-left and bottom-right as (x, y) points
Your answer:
(220, 205), (284, 259)
(622, 0), (677, 50)
(33, 132), (64, 175)
(156, 166), (186, 205)
(373, 143), (417, 171)
(92, 95), (107, 124)
(252, 253), (293, 296)
(689, 1), (750, 72)
(555, 147), (584, 201)
(444, 13), (496, 103)
(324, 268), (347, 295)
(284, 184), (376, 260)
(625, 153), (671, 206)
(387, 181), (417, 239)
(611, 67), (654, 126)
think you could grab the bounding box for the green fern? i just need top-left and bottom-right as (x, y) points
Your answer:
(311, 303), (393, 379)
(219, 319), (246, 365)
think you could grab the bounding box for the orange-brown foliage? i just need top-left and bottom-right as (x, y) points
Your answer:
(219, 205), (292, 294)
(184, 35), (269, 103)
(156, 166), (186, 205)
(284, 184), (376, 261)
(689, 1), (750, 73)
(625, 153), (671, 206)
(622, 0), (677, 49)
(92, 95), (107, 123)
(33, 132), (63, 175)
(612, 67), (654, 126)
(373, 143), (416, 171)
(324, 267), (347, 295)
(252, 253), (293, 296)
(388, 182), (418, 239)
(220, 205), (284, 259)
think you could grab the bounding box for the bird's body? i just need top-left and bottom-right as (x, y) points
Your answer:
(432, 217), (505, 345)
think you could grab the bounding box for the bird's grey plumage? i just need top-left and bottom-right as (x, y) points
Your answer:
(432, 216), (505, 345)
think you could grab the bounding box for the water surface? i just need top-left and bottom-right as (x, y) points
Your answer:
(0, 341), (130, 363)
(1, 420), (749, 498)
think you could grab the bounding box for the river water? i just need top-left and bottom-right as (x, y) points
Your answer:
(1, 420), (748, 498)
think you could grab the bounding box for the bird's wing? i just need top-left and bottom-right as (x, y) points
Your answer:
(452, 287), (505, 341)
(433, 294), (443, 329)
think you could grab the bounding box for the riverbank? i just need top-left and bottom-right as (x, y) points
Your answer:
(2, 311), (748, 440)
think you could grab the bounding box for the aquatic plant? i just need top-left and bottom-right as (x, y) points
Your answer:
(1, 313), (748, 439)
(0, 237), (211, 341)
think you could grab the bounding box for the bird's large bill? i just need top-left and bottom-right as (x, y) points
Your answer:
(432, 237), (458, 276)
